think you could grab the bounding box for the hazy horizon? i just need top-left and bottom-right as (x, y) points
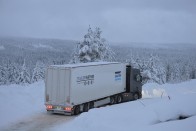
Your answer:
(0, 0), (195, 44)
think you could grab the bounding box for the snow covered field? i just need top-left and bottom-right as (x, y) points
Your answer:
(0, 80), (196, 131)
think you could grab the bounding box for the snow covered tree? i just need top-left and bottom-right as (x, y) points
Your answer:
(128, 53), (166, 84)
(31, 61), (45, 82)
(7, 63), (20, 84)
(0, 61), (20, 85)
(165, 63), (172, 82)
(190, 67), (196, 79)
(0, 65), (7, 85)
(17, 59), (31, 84)
(146, 54), (166, 84)
(70, 26), (115, 63)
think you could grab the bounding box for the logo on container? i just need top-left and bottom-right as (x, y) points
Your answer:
(115, 71), (121, 81)
(77, 75), (94, 86)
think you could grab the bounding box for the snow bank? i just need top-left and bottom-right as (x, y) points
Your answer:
(0, 81), (45, 128)
(53, 79), (196, 131)
(142, 80), (196, 98)
(142, 82), (168, 98)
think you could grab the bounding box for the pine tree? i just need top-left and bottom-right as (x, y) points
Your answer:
(147, 54), (166, 84)
(6, 62), (20, 84)
(0, 65), (7, 85)
(17, 59), (31, 84)
(128, 53), (166, 84)
(31, 61), (45, 82)
(165, 63), (172, 82)
(70, 26), (115, 63)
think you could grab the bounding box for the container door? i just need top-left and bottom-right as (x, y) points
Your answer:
(59, 69), (70, 105)
(45, 68), (70, 106)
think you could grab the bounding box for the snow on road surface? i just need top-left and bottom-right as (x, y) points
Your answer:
(0, 81), (75, 131)
(0, 81), (45, 129)
(2, 112), (74, 131)
(0, 80), (196, 131)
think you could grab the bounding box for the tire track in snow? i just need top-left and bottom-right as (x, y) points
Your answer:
(2, 112), (75, 131)
(2, 98), (164, 131)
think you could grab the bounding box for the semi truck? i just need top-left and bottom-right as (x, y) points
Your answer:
(45, 62), (142, 115)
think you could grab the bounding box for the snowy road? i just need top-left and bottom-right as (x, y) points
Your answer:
(0, 98), (157, 131)
(2, 112), (75, 131)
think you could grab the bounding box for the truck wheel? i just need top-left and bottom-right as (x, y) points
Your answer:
(139, 93), (142, 99)
(110, 97), (115, 105)
(117, 95), (122, 103)
(83, 103), (89, 112)
(133, 93), (139, 100)
(74, 105), (80, 115)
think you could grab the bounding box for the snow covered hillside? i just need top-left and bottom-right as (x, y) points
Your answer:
(1, 37), (196, 85)
(0, 80), (196, 131)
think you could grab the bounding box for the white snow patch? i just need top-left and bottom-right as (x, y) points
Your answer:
(142, 83), (168, 98)
(33, 44), (53, 49)
(0, 81), (45, 128)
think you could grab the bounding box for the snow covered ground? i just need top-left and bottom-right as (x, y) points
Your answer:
(53, 80), (196, 131)
(0, 81), (45, 129)
(0, 80), (196, 131)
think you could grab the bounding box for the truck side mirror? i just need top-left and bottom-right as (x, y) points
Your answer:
(135, 74), (142, 82)
(140, 75), (142, 82)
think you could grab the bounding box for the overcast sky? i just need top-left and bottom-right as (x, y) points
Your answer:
(0, 0), (195, 44)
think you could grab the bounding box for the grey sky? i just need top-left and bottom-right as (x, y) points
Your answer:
(0, 0), (195, 44)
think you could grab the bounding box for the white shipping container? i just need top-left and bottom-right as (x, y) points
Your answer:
(45, 62), (127, 107)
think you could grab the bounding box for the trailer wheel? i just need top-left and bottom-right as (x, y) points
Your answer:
(74, 105), (80, 115)
(133, 93), (139, 100)
(89, 102), (94, 109)
(110, 97), (115, 105)
(117, 95), (122, 103)
(83, 103), (89, 112)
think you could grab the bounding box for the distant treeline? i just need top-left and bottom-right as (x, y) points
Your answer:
(113, 45), (196, 84)
(0, 37), (196, 85)
(0, 37), (74, 85)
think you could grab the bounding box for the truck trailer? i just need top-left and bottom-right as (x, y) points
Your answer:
(45, 62), (142, 115)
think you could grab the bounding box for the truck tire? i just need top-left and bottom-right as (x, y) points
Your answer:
(133, 93), (139, 100)
(110, 96), (115, 105)
(139, 93), (142, 99)
(74, 105), (80, 115)
(83, 103), (89, 112)
(117, 95), (122, 103)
